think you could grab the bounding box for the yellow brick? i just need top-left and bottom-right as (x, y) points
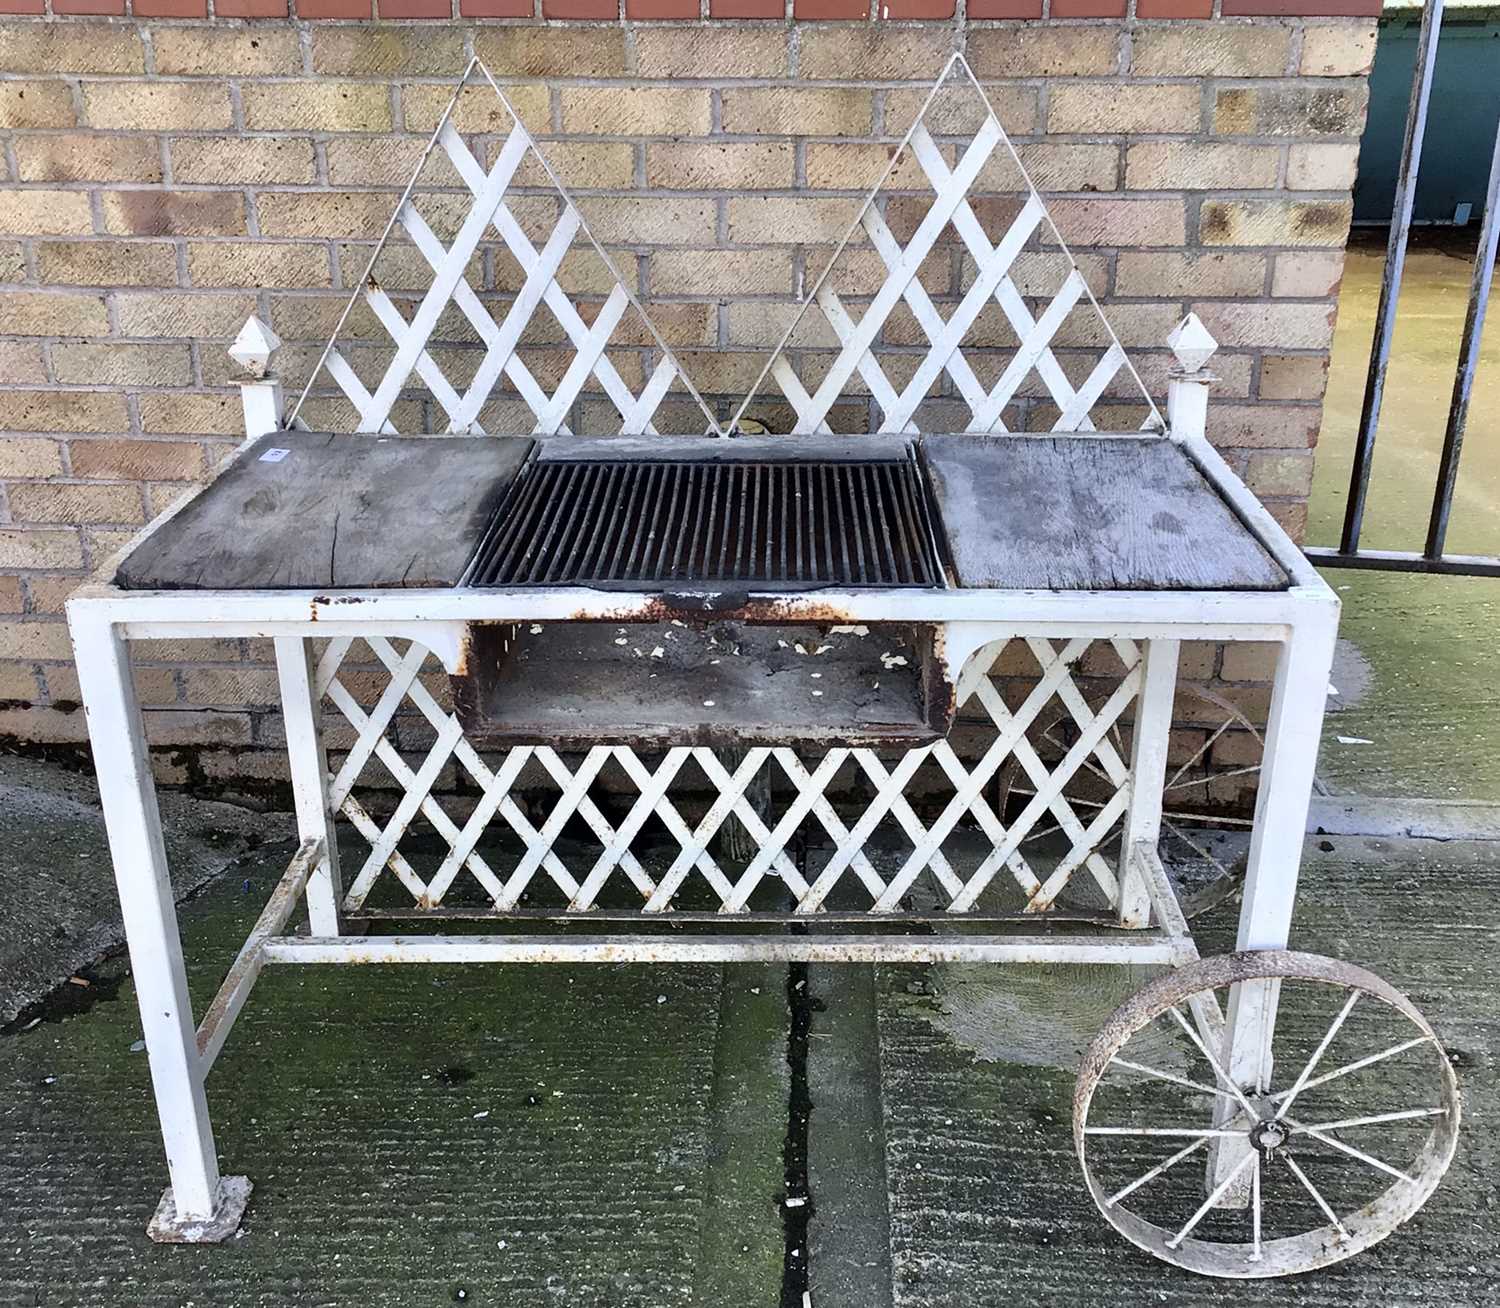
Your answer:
(807, 141), (934, 192)
(1131, 26), (1291, 77)
(400, 83), (550, 134)
(798, 28), (957, 81)
(243, 82), (393, 133)
(324, 136), (452, 188)
(561, 87), (712, 137)
(0, 24), (145, 76)
(82, 82), (233, 133)
(69, 437), (206, 481)
(1244, 450), (1314, 498)
(725, 301), (838, 349)
(722, 88), (872, 138)
(171, 137), (316, 186)
(1258, 355), (1329, 402)
(183, 666), (282, 706)
(885, 84), (1038, 138)
(1220, 641), (1279, 683)
(0, 528), (84, 570)
(37, 241), (179, 287)
(152, 27), (302, 76)
(1286, 142), (1360, 192)
(187, 241), (332, 290)
(8, 482), (145, 526)
(312, 27), (467, 77)
(1010, 143), (1118, 194)
(1200, 199), (1352, 248)
(1124, 142), (1278, 191)
(0, 190), (95, 237)
(0, 81), (78, 130)
(472, 27), (627, 79)
(726, 197), (860, 245)
(114, 291), (257, 338)
(1270, 250), (1344, 298)
(1205, 402), (1319, 448)
(1116, 251), (1266, 298)
(574, 197), (717, 246)
(1050, 197), (1186, 248)
(23, 576), (82, 615)
(0, 242), (22, 282)
(0, 662), (39, 702)
(1212, 85), (1367, 137)
(52, 342), (193, 387)
(0, 291), (110, 336)
(516, 141), (635, 191)
(0, 437), (65, 478)
(0, 390), (129, 434)
(651, 249), (794, 296)
(15, 133), (162, 184)
(102, 191), (247, 238)
(0, 343), (47, 385)
(1194, 300), (1336, 350)
(137, 392), (245, 436)
(966, 28), (1119, 78)
(1048, 84), (1200, 135)
(255, 191), (416, 238)
(1299, 22), (1378, 78)
(647, 142), (795, 192)
(635, 28), (787, 79)
(0, 621), (74, 662)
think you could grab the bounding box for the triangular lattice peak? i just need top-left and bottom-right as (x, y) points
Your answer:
(730, 54), (1164, 439)
(289, 57), (720, 438)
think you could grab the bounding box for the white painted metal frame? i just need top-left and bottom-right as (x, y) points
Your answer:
(729, 52), (1163, 438)
(287, 57), (719, 439)
(64, 58), (1341, 1239)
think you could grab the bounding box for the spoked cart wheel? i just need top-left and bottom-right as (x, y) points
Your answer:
(1073, 951), (1460, 1279)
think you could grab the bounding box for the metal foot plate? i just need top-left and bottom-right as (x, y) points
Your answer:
(146, 1176), (252, 1243)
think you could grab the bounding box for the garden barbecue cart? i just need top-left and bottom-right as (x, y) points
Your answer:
(66, 57), (1459, 1276)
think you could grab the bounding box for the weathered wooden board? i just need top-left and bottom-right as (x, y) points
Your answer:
(921, 435), (1288, 592)
(116, 433), (534, 591)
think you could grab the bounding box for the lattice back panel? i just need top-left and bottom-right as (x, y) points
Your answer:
(730, 54), (1164, 439)
(288, 59), (719, 439)
(314, 633), (1147, 918)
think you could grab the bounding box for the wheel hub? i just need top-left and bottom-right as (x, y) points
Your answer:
(1249, 1117), (1290, 1157)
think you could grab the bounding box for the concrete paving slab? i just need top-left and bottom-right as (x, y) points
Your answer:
(803, 835), (1500, 1306)
(0, 753), (294, 1026)
(0, 838), (789, 1307)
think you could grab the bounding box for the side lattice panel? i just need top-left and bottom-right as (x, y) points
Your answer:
(314, 633), (1150, 919)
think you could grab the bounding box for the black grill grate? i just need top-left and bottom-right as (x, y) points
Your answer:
(466, 458), (946, 588)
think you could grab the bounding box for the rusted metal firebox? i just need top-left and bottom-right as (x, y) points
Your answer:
(67, 53), (1458, 1280)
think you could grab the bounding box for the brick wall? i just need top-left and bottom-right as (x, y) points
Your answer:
(0, 6), (1375, 790)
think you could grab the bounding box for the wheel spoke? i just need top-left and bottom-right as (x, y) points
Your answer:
(1165, 1004), (1262, 1123)
(1268, 1035), (1434, 1105)
(1104, 1135), (1211, 1208)
(1297, 1107), (1448, 1132)
(1284, 1119), (1416, 1185)
(1109, 1055), (1224, 1100)
(1085, 1126), (1245, 1138)
(1164, 717), (1233, 791)
(1250, 1154), (1262, 1263)
(1283, 1153), (1350, 1240)
(1278, 989), (1361, 1117)
(1165, 1150), (1256, 1249)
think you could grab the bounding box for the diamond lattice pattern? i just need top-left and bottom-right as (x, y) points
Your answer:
(732, 54), (1161, 438)
(293, 66), (716, 438)
(316, 634), (1144, 918)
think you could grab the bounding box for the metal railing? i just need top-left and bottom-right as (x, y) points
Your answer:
(1306, 0), (1500, 579)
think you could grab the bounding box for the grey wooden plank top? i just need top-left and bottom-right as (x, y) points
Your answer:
(920, 435), (1288, 592)
(115, 432), (534, 591)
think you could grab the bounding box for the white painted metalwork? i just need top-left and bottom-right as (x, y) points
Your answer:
(58, 58), (1445, 1268)
(730, 53), (1162, 438)
(287, 57), (719, 439)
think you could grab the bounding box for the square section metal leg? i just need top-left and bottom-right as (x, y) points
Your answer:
(68, 604), (248, 1241)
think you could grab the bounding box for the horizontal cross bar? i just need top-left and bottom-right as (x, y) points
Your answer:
(261, 932), (1192, 966)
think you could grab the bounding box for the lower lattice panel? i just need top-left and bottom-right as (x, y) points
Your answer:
(315, 632), (1148, 917)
